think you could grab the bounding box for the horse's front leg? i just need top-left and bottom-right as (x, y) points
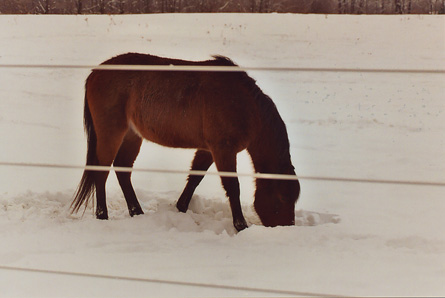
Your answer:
(177, 150), (214, 213)
(211, 149), (248, 232)
(221, 175), (248, 232)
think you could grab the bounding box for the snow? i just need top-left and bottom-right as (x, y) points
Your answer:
(0, 13), (444, 297)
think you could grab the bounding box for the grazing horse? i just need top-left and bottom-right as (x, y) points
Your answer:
(71, 53), (300, 231)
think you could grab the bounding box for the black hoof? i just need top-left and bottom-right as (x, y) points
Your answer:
(176, 201), (188, 213)
(234, 219), (248, 232)
(95, 205), (108, 219)
(129, 207), (144, 217)
(96, 211), (108, 220)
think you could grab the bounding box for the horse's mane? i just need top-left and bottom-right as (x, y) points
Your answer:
(211, 55), (278, 111)
(211, 56), (292, 170)
(211, 55), (238, 66)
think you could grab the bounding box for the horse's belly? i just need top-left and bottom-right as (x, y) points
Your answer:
(130, 116), (206, 149)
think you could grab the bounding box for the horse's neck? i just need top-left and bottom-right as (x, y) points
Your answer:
(247, 112), (291, 175)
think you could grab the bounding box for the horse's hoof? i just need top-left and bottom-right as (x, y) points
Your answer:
(129, 207), (144, 217)
(96, 209), (108, 220)
(234, 219), (248, 232)
(176, 202), (188, 213)
(96, 213), (108, 220)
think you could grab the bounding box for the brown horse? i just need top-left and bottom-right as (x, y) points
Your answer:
(71, 53), (300, 231)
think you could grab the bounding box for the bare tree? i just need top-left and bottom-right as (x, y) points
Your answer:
(74, 0), (83, 13)
(0, 0), (30, 13)
(395, 0), (403, 13)
(429, 0), (444, 13)
(112, 0), (126, 13)
(197, 0), (207, 12)
(160, 0), (166, 12)
(0, 0), (444, 14)
(33, 0), (53, 13)
(338, 0), (348, 13)
(90, 0), (108, 13)
(358, 0), (367, 13)
(258, 0), (270, 12)
(141, 0), (154, 13)
(250, 0), (255, 12)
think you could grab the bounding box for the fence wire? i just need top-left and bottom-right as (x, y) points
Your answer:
(1, 63), (445, 74)
(1, 161), (444, 187)
(0, 264), (344, 297)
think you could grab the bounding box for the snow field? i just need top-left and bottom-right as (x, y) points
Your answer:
(0, 14), (444, 297)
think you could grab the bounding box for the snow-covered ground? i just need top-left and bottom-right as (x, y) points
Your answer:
(0, 14), (444, 297)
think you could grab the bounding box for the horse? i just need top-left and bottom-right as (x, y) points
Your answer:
(71, 53), (300, 231)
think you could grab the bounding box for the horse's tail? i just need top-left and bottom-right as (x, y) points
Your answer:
(71, 87), (98, 213)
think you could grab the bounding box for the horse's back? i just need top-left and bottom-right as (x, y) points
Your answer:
(86, 53), (261, 151)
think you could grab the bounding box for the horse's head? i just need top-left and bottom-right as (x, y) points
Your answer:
(253, 167), (300, 227)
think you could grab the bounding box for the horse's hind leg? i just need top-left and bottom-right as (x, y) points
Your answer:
(177, 150), (213, 213)
(95, 130), (127, 219)
(113, 129), (144, 217)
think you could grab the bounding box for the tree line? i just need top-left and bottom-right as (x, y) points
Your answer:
(1, 0), (444, 14)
